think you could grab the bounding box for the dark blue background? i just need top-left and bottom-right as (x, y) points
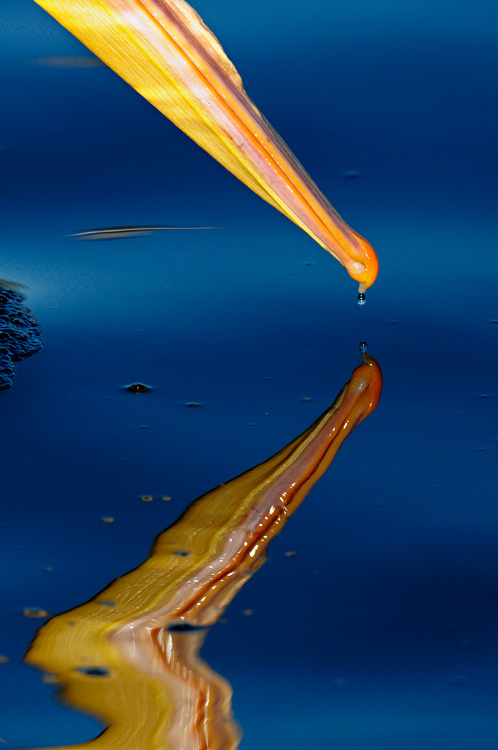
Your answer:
(1, 0), (497, 747)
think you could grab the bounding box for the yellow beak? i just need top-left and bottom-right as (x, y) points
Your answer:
(34, 0), (379, 292)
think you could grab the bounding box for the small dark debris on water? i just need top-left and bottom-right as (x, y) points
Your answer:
(125, 382), (150, 394)
(340, 170), (363, 179)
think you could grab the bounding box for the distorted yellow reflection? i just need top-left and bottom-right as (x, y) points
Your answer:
(25, 349), (382, 749)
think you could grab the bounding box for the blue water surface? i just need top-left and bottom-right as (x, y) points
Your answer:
(1, 0), (497, 747)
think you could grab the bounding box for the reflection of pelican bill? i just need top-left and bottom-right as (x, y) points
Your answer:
(67, 226), (224, 241)
(34, 0), (379, 294)
(25, 348), (382, 750)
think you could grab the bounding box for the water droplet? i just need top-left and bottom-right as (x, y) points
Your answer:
(76, 666), (109, 677)
(125, 382), (150, 393)
(359, 341), (368, 355)
(174, 550), (190, 556)
(357, 292), (366, 305)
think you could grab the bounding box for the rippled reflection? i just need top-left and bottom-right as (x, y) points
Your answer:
(24, 349), (382, 749)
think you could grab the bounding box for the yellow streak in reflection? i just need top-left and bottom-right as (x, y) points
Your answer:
(24, 352), (382, 749)
(33, 0), (378, 291)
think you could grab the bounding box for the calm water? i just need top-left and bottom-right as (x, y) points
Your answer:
(1, 0), (497, 747)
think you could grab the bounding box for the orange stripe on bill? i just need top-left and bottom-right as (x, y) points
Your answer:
(34, 0), (379, 294)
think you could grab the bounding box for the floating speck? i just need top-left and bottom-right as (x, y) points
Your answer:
(174, 550), (190, 556)
(479, 394), (492, 399)
(23, 607), (49, 618)
(125, 382), (150, 394)
(76, 666), (109, 677)
(162, 496), (173, 502)
(141, 495), (154, 502)
(284, 551), (297, 557)
(340, 170), (363, 179)
(100, 516), (115, 524)
(0, 655), (9, 664)
(44, 566), (54, 573)
(302, 397), (312, 402)
(186, 401), (201, 407)
(243, 609), (254, 616)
